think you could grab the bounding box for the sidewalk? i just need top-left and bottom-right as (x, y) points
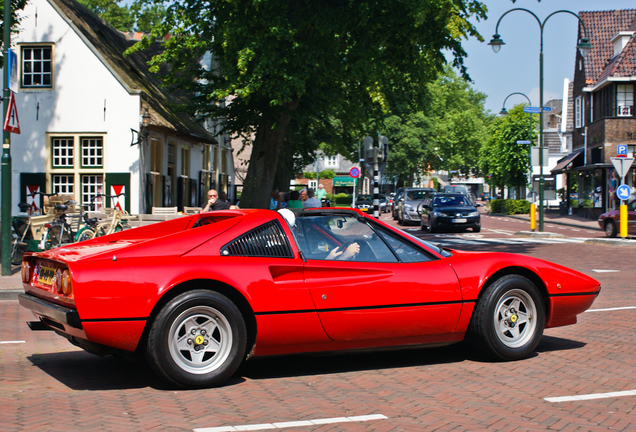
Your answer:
(489, 209), (601, 230)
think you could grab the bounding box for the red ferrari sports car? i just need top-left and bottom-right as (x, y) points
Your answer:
(19, 208), (600, 388)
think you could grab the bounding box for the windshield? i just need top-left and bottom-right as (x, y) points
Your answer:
(404, 190), (429, 201)
(399, 229), (452, 257)
(434, 195), (468, 207)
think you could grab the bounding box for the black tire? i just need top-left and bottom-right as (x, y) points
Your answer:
(473, 226), (481, 233)
(11, 241), (26, 265)
(604, 220), (617, 238)
(428, 218), (436, 233)
(76, 228), (96, 242)
(468, 274), (545, 361)
(145, 290), (247, 388)
(45, 225), (64, 249)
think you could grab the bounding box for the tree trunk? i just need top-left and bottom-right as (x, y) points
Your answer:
(272, 134), (295, 194)
(240, 102), (298, 209)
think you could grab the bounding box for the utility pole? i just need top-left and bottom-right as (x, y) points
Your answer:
(1, 0), (13, 275)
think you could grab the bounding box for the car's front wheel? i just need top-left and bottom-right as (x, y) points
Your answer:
(604, 220), (617, 238)
(146, 290), (247, 388)
(468, 275), (545, 361)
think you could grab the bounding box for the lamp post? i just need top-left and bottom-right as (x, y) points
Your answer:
(500, 92), (533, 200)
(1, 0), (12, 275)
(489, 8), (591, 232)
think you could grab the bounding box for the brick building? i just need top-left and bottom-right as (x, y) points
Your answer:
(555, 9), (636, 219)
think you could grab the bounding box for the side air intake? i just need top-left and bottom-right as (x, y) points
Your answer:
(220, 221), (293, 258)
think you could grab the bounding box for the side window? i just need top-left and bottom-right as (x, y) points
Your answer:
(294, 216), (397, 262)
(375, 226), (434, 263)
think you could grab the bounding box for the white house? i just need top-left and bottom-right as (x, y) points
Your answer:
(4, 0), (234, 215)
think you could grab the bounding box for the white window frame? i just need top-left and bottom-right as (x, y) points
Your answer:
(20, 44), (54, 89)
(48, 133), (106, 203)
(575, 96), (582, 128)
(324, 155), (338, 168)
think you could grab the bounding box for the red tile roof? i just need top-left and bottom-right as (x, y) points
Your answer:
(578, 9), (636, 85)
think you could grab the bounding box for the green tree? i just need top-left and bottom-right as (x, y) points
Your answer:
(78, 0), (134, 32)
(480, 104), (536, 196)
(0, 0), (29, 68)
(382, 67), (490, 186)
(130, 0), (487, 208)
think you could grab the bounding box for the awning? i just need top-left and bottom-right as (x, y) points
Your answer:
(333, 176), (355, 187)
(551, 149), (584, 173)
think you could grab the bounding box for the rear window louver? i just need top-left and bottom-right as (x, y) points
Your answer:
(220, 221), (293, 258)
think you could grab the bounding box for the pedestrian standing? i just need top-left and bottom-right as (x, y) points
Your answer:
(303, 188), (321, 208)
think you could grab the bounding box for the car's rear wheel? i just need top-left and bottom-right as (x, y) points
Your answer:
(604, 220), (617, 238)
(146, 290), (247, 388)
(469, 275), (545, 361)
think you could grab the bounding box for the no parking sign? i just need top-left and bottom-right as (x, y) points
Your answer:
(349, 167), (360, 178)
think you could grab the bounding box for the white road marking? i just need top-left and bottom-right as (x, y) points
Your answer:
(545, 389), (636, 403)
(0, 341), (26, 344)
(194, 414), (388, 432)
(586, 306), (636, 312)
(571, 229), (580, 231)
(591, 269), (620, 273)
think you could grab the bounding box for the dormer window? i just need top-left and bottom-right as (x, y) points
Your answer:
(612, 31), (635, 58)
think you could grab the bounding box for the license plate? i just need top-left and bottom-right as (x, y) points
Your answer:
(37, 266), (55, 286)
(452, 218), (467, 223)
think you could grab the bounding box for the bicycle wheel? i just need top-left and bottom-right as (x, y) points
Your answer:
(95, 222), (112, 237)
(114, 223), (132, 232)
(45, 225), (64, 249)
(76, 227), (96, 242)
(11, 240), (27, 265)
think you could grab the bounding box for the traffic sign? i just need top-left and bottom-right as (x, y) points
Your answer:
(523, 106), (552, 113)
(616, 184), (631, 200)
(617, 144), (628, 157)
(611, 157), (634, 178)
(349, 167), (360, 178)
(516, 140), (531, 144)
(3, 92), (20, 134)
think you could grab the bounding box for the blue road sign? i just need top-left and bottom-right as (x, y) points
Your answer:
(523, 106), (552, 114)
(617, 144), (628, 157)
(516, 140), (531, 144)
(617, 184), (631, 200)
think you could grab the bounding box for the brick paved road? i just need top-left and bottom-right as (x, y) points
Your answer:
(2, 241), (635, 431)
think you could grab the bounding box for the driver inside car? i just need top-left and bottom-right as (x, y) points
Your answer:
(325, 242), (360, 260)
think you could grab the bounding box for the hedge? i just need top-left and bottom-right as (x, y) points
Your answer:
(334, 193), (353, 205)
(490, 199), (530, 215)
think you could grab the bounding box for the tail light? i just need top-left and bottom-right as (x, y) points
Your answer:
(61, 269), (73, 296)
(53, 269), (63, 294)
(21, 261), (33, 283)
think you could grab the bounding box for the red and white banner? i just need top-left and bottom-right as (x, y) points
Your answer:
(110, 185), (125, 211)
(27, 185), (40, 213)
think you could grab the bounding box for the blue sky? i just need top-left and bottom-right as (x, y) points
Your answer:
(460, 0), (634, 114)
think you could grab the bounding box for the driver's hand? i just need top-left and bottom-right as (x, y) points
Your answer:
(340, 242), (360, 260)
(325, 246), (344, 260)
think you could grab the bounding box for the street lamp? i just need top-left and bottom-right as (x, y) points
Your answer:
(489, 8), (591, 232)
(500, 92), (533, 200)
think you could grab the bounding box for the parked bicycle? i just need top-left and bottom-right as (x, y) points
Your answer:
(93, 193), (133, 236)
(10, 191), (59, 264)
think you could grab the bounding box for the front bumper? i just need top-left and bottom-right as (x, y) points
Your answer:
(432, 216), (480, 229)
(403, 210), (421, 221)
